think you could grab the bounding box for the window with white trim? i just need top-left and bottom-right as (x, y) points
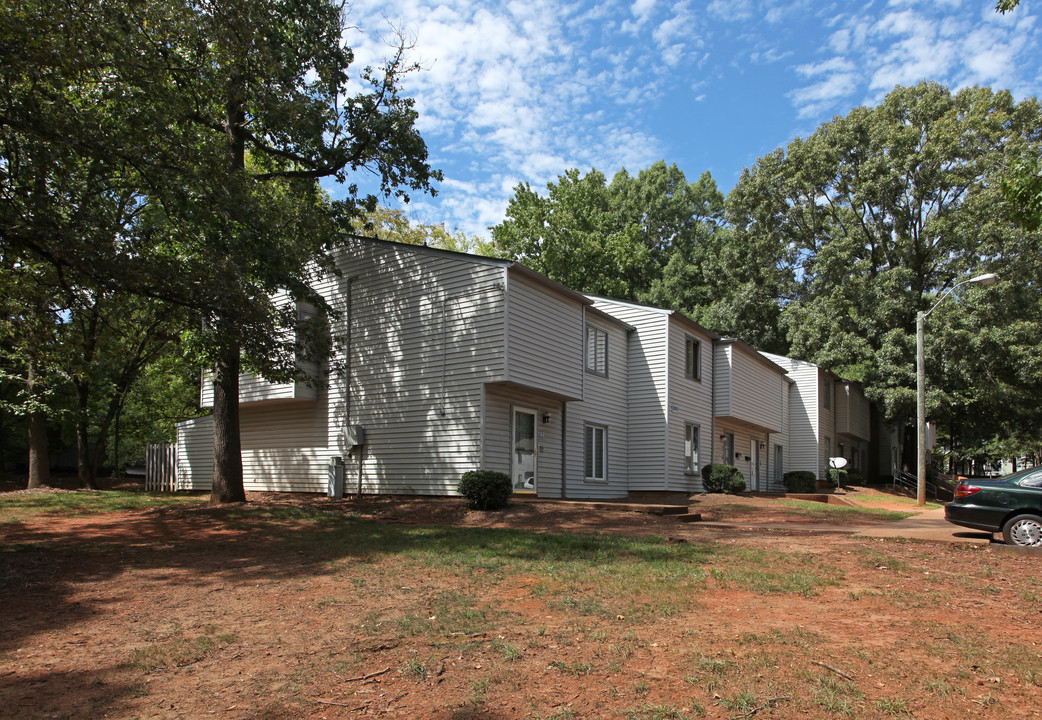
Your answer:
(685, 424), (700, 474)
(585, 325), (608, 376)
(685, 337), (701, 380)
(584, 424), (607, 482)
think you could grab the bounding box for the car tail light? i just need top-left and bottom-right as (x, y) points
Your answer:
(954, 483), (981, 499)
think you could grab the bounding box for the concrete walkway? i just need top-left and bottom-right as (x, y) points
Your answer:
(855, 507), (995, 545)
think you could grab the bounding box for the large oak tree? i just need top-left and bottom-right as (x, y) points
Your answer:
(1, 0), (439, 500)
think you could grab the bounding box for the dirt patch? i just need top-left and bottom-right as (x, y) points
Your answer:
(2, 487), (1039, 720)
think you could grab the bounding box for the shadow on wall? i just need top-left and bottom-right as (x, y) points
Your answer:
(326, 243), (505, 495)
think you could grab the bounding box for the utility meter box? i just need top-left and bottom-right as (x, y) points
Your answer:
(344, 425), (365, 448)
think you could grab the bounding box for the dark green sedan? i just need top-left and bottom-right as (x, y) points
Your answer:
(945, 466), (1042, 546)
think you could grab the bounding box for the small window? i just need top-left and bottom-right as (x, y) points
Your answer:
(685, 337), (701, 380)
(822, 378), (831, 410)
(685, 424), (700, 474)
(723, 432), (735, 463)
(585, 325), (608, 376)
(584, 425), (607, 482)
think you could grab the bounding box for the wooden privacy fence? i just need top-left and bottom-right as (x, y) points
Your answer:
(146, 443), (177, 491)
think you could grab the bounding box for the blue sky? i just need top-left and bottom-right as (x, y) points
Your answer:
(327, 0), (1041, 239)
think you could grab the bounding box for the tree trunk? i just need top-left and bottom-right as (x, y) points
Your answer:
(210, 343), (245, 503)
(26, 359), (49, 489)
(74, 381), (100, 489)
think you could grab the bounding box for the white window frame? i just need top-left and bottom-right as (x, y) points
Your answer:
(585, 325), (608, 377)
(584, 424), (607, 482)
(723, 432), (735, 464)
(685, 423), (700, 474)
(685, 337), (701, 380)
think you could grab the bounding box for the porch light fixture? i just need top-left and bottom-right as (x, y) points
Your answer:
(916, 272), (998, 506)
(542, 412), (551, 424)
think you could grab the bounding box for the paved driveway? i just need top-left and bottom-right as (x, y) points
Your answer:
(855, 507), (995, 544)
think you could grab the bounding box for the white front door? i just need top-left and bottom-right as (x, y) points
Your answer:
(513, 408), (537, 492)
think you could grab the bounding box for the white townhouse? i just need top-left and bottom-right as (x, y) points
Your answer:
(176, 236), (799, 500)
(589, 299), (789, 497)
(760, 353), (872, 481)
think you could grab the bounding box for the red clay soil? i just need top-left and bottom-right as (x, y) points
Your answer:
(2, 483), (1040, 720)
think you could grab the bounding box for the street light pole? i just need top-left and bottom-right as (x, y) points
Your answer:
(916, 273), (999, 506)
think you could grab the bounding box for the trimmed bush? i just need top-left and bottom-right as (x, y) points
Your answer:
(845, 470), (864, 487)
(458, 470), (512, 510)
(828, 468), (849, 489)
(700, 464), (746, 494)
(782, 471), (817, 493)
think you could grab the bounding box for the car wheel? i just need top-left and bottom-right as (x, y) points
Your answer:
(1001, 514), (1042, 547)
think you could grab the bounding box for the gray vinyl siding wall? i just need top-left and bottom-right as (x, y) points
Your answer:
(762, 353), (822, 479)
(667, 320), (714, 493)
(591, 299), (669, 490)
(176, 415), (213, 491)
(818, 375), (835, 478)
(482, 386), (565, 498)
(332, 240), (507, 495)
(237, 400), (333, 492)
(767, 379), (792, 492)
(565, 314), (629, 499)
(837, 385), (871, 441)
(200, 373), (317, 408)
(714, 343), (784, 434)
(505, 272), (584, 400)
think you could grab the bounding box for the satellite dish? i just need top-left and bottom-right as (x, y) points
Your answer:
(829, 457), (848, 469)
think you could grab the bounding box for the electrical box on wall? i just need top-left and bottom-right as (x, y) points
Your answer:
(344, 425), (365, 448)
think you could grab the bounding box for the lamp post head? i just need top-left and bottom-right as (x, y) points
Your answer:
(969, 273), (998, 286)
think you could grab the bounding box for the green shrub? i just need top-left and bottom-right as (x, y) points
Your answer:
(846, 470), (864, 487)
(700, 464), (746, 494)
(828, 468), (849, 489)
(782, 471), (817, 493)
(458, 470), (512, 510)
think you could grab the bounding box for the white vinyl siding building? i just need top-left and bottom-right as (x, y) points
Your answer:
(589, 298), (716, 497)
(761, 352), (871, 483)
(177, 236), (874, 500)
(713, 340), (787, 491)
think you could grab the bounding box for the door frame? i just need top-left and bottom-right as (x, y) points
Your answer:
(511, 406), (538, 494)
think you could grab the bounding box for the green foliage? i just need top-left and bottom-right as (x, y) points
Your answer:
(352, 206), (494, 255)
(490, 162), (725, 304)
(728, 81), (1042, 460)
(828, 469), (849, 489)
(782, 471), (817, 493)
(1, 0), (440, 498)
(457, 470), (512, 510)
(700, 464), (746, 494)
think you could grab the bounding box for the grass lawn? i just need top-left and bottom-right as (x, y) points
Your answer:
(1, 488), (1038, 719)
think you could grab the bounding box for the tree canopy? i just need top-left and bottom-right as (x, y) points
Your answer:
(490, 161), (726, 303)
(728, 81), (1042, 462)
(1, 0), (439, 498)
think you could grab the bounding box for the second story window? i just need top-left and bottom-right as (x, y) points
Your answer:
(822, 378), (832, 410)
(585, 325), (608, 376)
(685, 337), (701, 380)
